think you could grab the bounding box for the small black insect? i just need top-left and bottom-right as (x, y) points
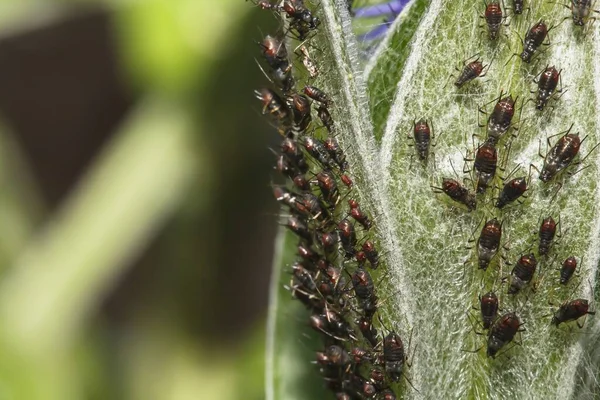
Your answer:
(285, 216), (313, 243)
(362, 240), (380, 269)
(487, 312), (523, 358)
(281, 137), (309, 174)
(480, 92), (516, 146)
(560, 256), (578, 284)
(520, 20), (549, 63)
(472, 139), (498, 194)
(316, 170), (340, 206)
(348, 199), (373, 230)
(324, 137), (349, 171)
(358, 316), (379, 348)
(287, 93), (312, 133)
(539, 125), (585, 182)
(496, 176), (527, 208)
(538, 216), (558, 256)
(303, 137), (337, 170)
(475, 218), (502, 270)
(352, 267), (378, 317)
(432, 178), (477, 211)
(409, 119), (436, 163)
(304, 85), (332, 107)
(512, 0), (525, 14)
(454, 56), (488, 88)
(337, 219), (357, 258)
(533, 66), (562, 111)
(552, 299), (595, 327)
(479, 291), (500, 329)
(255, 88), (291, 125)
(508, 253), (537, 294)
(483, 0), (504, 40)
(383, 332), (406, 382)
(281, 1), (320, 40)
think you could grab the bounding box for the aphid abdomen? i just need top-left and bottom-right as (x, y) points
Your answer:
(560, 256), (577, 284)
(413, 119), (431, 160)
(485, 3), (503, 39)
(455, 61), (484, 87)
(384, 333), (405, 382)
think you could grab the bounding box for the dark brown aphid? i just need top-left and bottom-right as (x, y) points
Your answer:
(281, 137), (309, 174)
(275, 154), (295, 179)
(480, 291), (500, 329)
(282, 0), (320, 36)
(255, 88), (290, 123)
(297, 243), (319, 263)
(317, 104), (335, 133)
(455, 58), (486, 88)
(320, 231), (339, 252)
(316, 170), (340, 206)
(260, 35), (288, 70)
(552, 299), (595, 327)
(512, 0), (524, 14)
(412, 119), (433, 162)
(303, 137), (337, 170)
(495, 176), (527, 208)
(520, 21), (548, 63)
(287, 93), (312, 133)
(483, 93), (516, 146)
(383, 332), (406, 382)
(569, 0), (597, 26)
(349, 199), (373, 230)
(324, 137), (349, 171)
(350, 347), (372, 364)
(560, 256), (578, 284)
(362, 240), (380, 269)
(432, 178), (477, 211)
(294, 193), (328, 221)
(310, 309), (356, 341)
(487, 312), (522, 357)
(292, 262), (317, 291)
(508, 253), (537, 294)
(304, 85), (332, 106)
(324, 345), (352, 366)
(484, 0), (504, 40)
(539, 126), (582, 182)
(535, 66), (561, 111)
(273, 185), (296, 209)
(292, 174), (311, 192)
(352, 267), (378, 317)
(538, 216), (557, 255)
(474, 140), (498, 194)
(285, 216), (312, 243)
(338, 219), (357, 258)
(341, 174), (353, 189)
(477, 218), (502, 270)
(358, 316), (379, 347)
(369, 367), (386, 391)
(379, 389), (397, 400)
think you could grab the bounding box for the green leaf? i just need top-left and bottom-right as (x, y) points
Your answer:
(267, 0), (600, 398)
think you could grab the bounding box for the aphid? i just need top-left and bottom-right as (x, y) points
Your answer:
(320, 231), (339, 252)
(495, 176), (527, 208)
(355, 250), (367, 268)
(534, 66), (561, 111)
(431, 178), (477, 211)
(358, 316), (379, 347)
(476, 218), (502, 270)
(379, 389), (397, 400)
(318, 265), (345, 299)
(512, 0), (524, 14)
(348, 199), (373, 230)
(316, 170), (340, 206)
(324, 137), (349, 171)
(383, 332), (406, 382)
(294, 193), (328, 220)
(480, 291), (500, 329)
(560, 256), (578, 284)
(369, 367), (386, 391)
(454, 57), (487, 88)
(473, 140), (498, 194)
(520, 20), (549, 63)
(352, 267), (378, 317)
(292, 174), (311, 192)
(310, 309), (356, 341)
(552, 299), (595, 327)
(255, 88), (290, 124)
(362, 240), (380, 269)
(299, 45), (319, 78)
(481, 93), (516, 146)
(303, 137), (337, 170)
(304, 85), (332, 107)
(539, 125), (583, 182)
(285, 216), (312, 243)
(508, 253), (537, 294)
(297, 243), (319, 263)
(260, 35), (288, 70)
(337, 219), (357, 258)
(276, 154), (297, 179)
(287, 93), (312, 133)
(483, 0), (504, 40)
(324, 345), (352, 366)
(292, 262), (317, 291)
(487, 312), (522, 358)
(281, 137), (309, 174)
(317, 104), (335, 132)
(411, 119), (434, 162)
(341, 174), (353, 189)
(538, 216), (558, 255)
(282, 0), (320, 40)
(273, 185), (296, 209)
(568, 0), (598, 26)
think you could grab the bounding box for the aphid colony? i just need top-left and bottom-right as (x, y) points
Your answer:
(252, 0), (410, 398)
(422, 0), (598, 358)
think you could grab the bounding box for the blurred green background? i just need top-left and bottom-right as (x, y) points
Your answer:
(0, 1), (279, 399)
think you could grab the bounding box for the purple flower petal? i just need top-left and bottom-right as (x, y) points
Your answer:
(353, 0), (411, 18)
